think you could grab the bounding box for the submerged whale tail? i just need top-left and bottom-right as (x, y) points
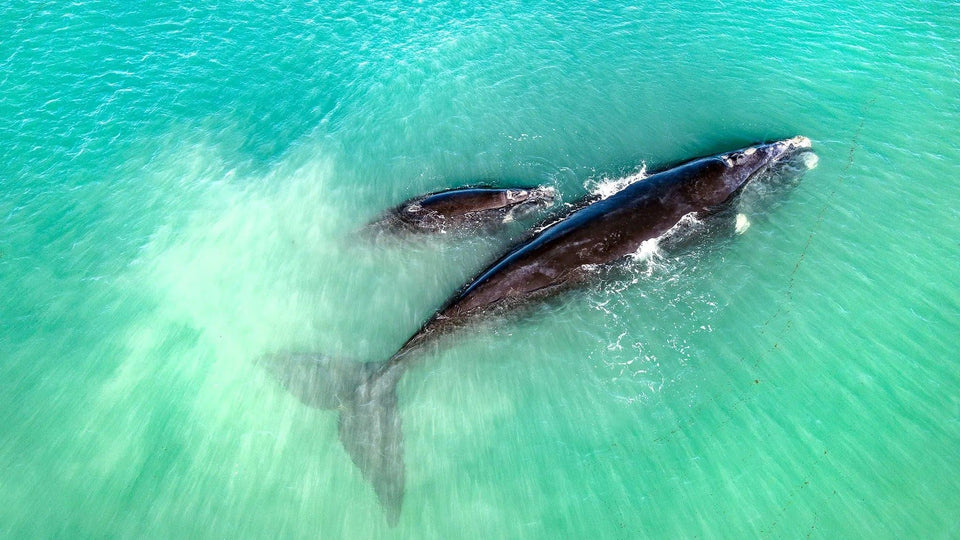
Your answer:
(259, 354), (407, 525)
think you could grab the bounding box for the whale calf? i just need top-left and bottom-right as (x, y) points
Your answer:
(262, 137), (814, 524)
(364, 185), (556, 235)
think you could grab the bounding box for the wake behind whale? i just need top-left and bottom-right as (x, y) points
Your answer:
(261, 137), (816, 525)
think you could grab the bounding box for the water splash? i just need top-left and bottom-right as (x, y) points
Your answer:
(584, 163), (648, 199)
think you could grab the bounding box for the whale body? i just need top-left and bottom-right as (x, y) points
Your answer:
(364, 185), (556, 235)
(262, 137), (814, 525)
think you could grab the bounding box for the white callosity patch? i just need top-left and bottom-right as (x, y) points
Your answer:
(792, 135), (813, 148)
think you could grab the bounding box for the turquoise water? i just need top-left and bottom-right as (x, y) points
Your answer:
(2, 0), (958, 537)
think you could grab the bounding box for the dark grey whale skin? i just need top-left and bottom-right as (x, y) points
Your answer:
(365, 185), (556, 235)
(261, 137), (813, 526)
(395, 136), (812, 355)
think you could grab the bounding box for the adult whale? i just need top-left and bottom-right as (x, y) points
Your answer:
(262, 136), (814, 525)
(364, 185), (556, 235)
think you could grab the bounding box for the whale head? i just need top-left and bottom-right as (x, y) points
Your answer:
(504, 186), (556, 206)
(501, 186), (557, 222)
(688, 136), (813, 209)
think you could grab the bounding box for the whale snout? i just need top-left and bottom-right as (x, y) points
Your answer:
(510, 186), (556, 206)
(786, 135), (812, 149)
(768, 136), (813, 161)
(501, 186), (557, 223)
(530, 186), (557, 204)
(735, 136), (814, 179)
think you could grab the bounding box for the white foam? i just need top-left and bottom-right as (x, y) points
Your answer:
(735, 213), (751, 234)
(586, 164), (647, 200)
(630, 237), (662, 263)
(800, 151), (819, 169)
(668, 212), (705, 237)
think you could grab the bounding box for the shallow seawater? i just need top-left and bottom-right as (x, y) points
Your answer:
(2, 0), (958, 537)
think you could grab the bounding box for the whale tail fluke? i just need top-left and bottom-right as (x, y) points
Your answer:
(339, 361), (405, 525)
(257, 353), (406, 526)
